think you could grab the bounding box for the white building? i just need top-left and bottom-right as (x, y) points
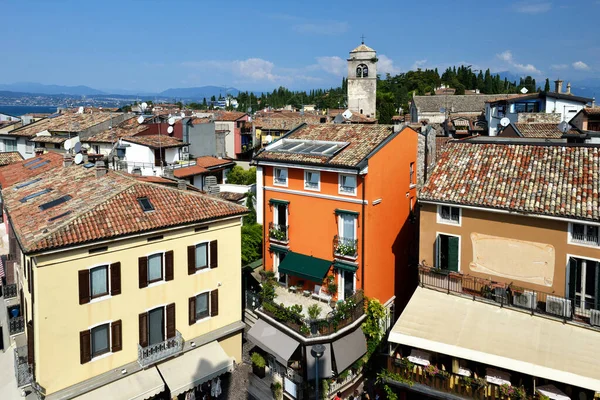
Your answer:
(118, 135), (188, 176)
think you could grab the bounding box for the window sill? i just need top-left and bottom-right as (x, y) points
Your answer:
(338, 190), (357, 197)
(273, 181), (288, 188)
(304, 186), (320, 192)
(90, 351), (113, 363)
(437, 219), (461, 227)
(90, 294), (112, 304)
(194, 268), (211, 275)
(194, 316), (212, 325)
(567, 240), (600, 250)
(148, 280), (167, 289)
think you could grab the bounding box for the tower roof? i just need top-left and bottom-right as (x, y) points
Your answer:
(350, 43), (375, 53)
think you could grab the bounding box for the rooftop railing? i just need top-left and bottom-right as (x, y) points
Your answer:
(4, 283), (17, 299)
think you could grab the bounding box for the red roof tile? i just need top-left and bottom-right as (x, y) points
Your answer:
(83, 117), (150, 143)
(122, 135), (187, 149)
(0, 152), (24, 167)
(214, 111), (247, 121)
(173, 157), (234, 178)
(0, 152), (63, 188)
(513, 123), (574, 139)
(9, 112), (120, 137)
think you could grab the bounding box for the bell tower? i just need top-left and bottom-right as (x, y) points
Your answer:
(347, 39), (377, 118)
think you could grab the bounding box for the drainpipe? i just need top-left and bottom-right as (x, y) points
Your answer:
(361, 172), (366, 293)
(262, 165), (267, 272)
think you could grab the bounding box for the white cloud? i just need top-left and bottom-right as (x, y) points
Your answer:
(232, 58), (280, 81)
(315, 56), (346, 75)
(496, 50), (541, 75)
(550, 64), (569, 70)
(293, 21), (349, 35)
(572, 61), (590, 70)
(514, 1), (551, 14)
(412, 59), (427, 70)
(378, 55), (401, 76)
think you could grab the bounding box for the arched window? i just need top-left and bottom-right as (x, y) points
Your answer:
(356, 67), (362, 77)
(362, 65), (368, 77)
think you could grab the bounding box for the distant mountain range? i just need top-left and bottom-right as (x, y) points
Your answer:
(0, 82), (106, 96)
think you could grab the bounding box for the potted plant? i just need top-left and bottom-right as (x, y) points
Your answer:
(271, 382), (283, 400)
(499, 384), (527, 400)
(251, 352), (266, 378)
(327, 282), (338, 298)
(308, 303), (322, 334)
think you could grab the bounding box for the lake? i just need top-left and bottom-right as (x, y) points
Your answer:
(0, 105), (60, 117)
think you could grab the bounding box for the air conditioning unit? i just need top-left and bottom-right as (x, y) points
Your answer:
(512, 291), (537, 309)
(590, 309), (600, 327)
(181, 153), (189, 161)
(546, 296), (572, 318)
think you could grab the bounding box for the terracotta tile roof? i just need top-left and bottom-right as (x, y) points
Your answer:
(413, 95), (502, 113)
(0, 152), (24, 166)
(254, 124), (404, 168)
(583, 107), (600, 116)
(253, 114), (322, 131)
(173, 157), (234, 178)
(213, 111), (247, 121)
(218, 192), (247, 202)
(196, 156), (234, 168)
(2, 166), (247, 253)
(420, 142), (600, 222)
(190, 117), (211, 125)
(328, 110), (376, 123)
(513, 123), (575, 139)
(83, 117), (150, 143)
(483, 94), (531, 103)
(0, 120), (21, 129)
(30, 135), (69, 144)
(122, 135), (187, 149)
(0, 152), (63, 188)
(9, 112), (121, 138)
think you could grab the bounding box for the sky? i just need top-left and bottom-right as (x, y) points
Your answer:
(1, 0), (599, 93)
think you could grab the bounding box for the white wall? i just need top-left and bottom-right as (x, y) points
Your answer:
(544, 98), (585, 122)
(0, 113), (20, 122)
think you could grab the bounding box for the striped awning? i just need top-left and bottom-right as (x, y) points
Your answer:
(0, 255), (5, 278)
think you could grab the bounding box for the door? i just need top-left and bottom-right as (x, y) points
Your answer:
(569, 257), (600, 313)
(437, 234), (459, 272)
(154, 149), (166, 167)
(275, 252), (287, 286)
(276, 204), (287, 227)
(343, 270), (354, 299)
(148, 307), (165, 346)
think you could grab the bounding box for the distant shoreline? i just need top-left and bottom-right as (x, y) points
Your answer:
(0, 105), (60, 116)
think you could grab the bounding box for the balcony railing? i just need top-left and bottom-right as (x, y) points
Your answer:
(14, 346), (32, 388)
(268, 222), (288, 243)
(571, 232), (599, 246)
(4, 283), (17, 299)
(9, 315), (24, 335)
(138, 330), (183, 368)
(333, 235), (358, 258)
(418, 265), (600, 328)
(339, 185), (356, 194)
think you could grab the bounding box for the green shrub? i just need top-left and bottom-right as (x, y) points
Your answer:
(251, 352), (266, 368)
(308, 303), (322, 320)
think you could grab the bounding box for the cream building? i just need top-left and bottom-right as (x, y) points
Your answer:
(347, 42), (377, 118)
(1, 155), (247, 399)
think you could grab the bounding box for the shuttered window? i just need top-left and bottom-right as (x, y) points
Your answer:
(211, 289), (219, 317)
(189, 289), (218, 324)
(188, 240), (218, 275)
(91, 324), (110, 358)
(90, 266), (108, 299)
(80, 320), (122, 364)
(79, 263), (121, 303)
(110, 262), (121, 295)
(165, 251), (174, 281)
(436, 234), (460, 272)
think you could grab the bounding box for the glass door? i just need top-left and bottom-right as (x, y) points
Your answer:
(343, 270), (354, 299)
(148, 307), (165, 346)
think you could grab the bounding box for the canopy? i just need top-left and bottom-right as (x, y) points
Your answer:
(332, 327), (367, 373)
(156, 341), (233, 397)
(248, 319), (300, 365)
(333, 260), (358, 272)
(278, 252), (331, 283)
(389, 287), (600, 392)
(75, 367), (164, 400)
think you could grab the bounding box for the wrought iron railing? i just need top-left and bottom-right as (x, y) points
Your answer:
(138, 330), (183, 368)
(9, 315), (24, 335)
(339, 185), (356, 194)
(418, 265), (600, 328)
(333, 235), (358, 258)
(571, 232), (599, 245)
(4, 283), (17, 299)
(268, 222), (288, 243)
(14, 346), (32, 388)
(440, 209), (459, 222)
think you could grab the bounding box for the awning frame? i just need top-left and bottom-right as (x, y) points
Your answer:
(278, 252), (332, 283)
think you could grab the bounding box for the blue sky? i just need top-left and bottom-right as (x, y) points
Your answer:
(1, 0), (598, 92)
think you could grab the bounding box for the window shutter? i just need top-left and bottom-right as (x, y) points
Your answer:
(30, 267), (34, 304)
(79, 329), (91, 364)
(27, 260), (31, 292)
(27, 321), (34, 365)
(111, 320), (122, 352)
(595, 262), (600, 310)
(435, 235), (441, 269)
(447, 236), (459, 272)
(165, 250), (174, 281)
(210, 240), (218, 269)
(567, 257), (578, 300)
(166, 303), (176, 339)
(187, 245), (196, 275)
(211, 289), (219, 317)
(78, 269), (90, 304)
(139, 256), (148, 288)
(189, 296), (196, 325)
(139, 312), (148, 347)
(110, 262), (121, 296)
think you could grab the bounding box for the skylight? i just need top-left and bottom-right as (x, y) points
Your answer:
(23, 157), (42, 167)
(20, 188), (52, 203)
(48, 211), (72, 222)
(138, 197), (154, 212)
(39, 195), (72, 211)
(273, 140), (347, 156)
(15, 178), (42, 190)
(28, 160), (50, 170)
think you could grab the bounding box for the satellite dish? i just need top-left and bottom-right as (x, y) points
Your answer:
(247, 107), (252, 114)
(167, 126), (174, 134)
(77, 106), (84, 114)
(168, 117), (175, 125)
(333, 114), (345, 124)
(74, 153), (84, 164)
(141, 102), (148, 111)
(137, 116), (145, 124)
(74, 142), (82, 153)
(265, 134), (273, 144)
(520, 87), (529, 94)
(500, 117), (511, 127)
(558, 120), (570, 133)
(342, 109), (353, 119)
(64, 139), (72, 150)
(180, 112), (185, 118)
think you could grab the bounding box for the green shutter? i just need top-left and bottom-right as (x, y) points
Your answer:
(594, 261), (600, 310)
(447, 236), (459, 272)
(567, 257), (578, 300)
(334, 209), (360, 216)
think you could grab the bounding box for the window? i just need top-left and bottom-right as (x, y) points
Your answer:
(570, 223), (599, 247)
(356, 67), (362, 77)
(138, 197), (154, 212)
(92, 145), (100, 154)
(409, 162), (415, 185)
(19, 188), (51, 203)
(338, 270), (355, 301)
(148, 307), (165, 346)
(304, 170), (320, 191)
(339, 214), (356, 240)
(273, 168), (288, 186)
(438, 205), (460, 225)
(274, 252), (287, 286)
(195, 292), (210, 320)
(195, 242), (208, 270)
(514, 102), (539, 113)
(3, 139), (17, 152)
(26, 141), (33, 154)
(362, 65), (368, 78)
(336, 213), (358, 257)
(39, 195), (72, 211)
(90, 266), (108, 299)
(436, 234), (460, 272)
(91, 324), (110, 358)
(339, 174), (357, 195)
(568, 257), (600, 314)
(147, 253), (163, 283)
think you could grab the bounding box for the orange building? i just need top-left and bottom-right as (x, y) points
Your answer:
(254, 123), (419, 311)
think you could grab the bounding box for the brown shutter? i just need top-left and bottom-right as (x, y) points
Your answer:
(165, 250), (174, 281)
(30, 267), (34, 304)
(187, 245), (196, 275)
(79, 329), (91, 364)
(111, 320), (122, 352)
(211, 289), (219, 317)
(139, 312), (148, 347)
(78, 269), (90, 304)
(189, 296), (196, 325)
(210, 240), (218, 269)
(27, 321), (34, 365)
(110, 262), (121, 296)
(138, 256), (148, 288)
(166, 303), (176, 339)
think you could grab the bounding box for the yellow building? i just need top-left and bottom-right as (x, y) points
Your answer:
(1, 155), (247, 399)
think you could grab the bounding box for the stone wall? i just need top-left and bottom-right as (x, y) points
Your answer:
(517, 112), (561, 123)
(569, 111), (586, 130)
(416, 124), (438, 188)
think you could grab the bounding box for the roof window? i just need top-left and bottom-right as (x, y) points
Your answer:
(28, 160), (50, 170)
(48, 211), (72, 222)
(20, 188), (52, 203)
(39, 195), (72, 211)
(138, 197), (154, 212)
(15, 178), (42, 189)
(23, 157), (42, 167)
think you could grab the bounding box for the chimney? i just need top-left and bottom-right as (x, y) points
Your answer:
(566, 82), (572, 95)
(177, 179), (187, 190)
(554, 79), (563, 94)
(63, 153), (73, 167)
(35, 148), (44, 156)
(163, 167), (174, 179)
(95, 161), (107, 178)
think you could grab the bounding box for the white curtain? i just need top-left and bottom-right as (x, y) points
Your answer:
(196, 243), (208, 268)
(342, 215), (355, 239)
(90, 266), (107, 297)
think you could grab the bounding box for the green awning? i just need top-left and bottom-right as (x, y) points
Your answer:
(333, 260), (358, 272)
(335, 208), (359, 216)
(278, 252), (332, 283)
(269, 244), (289, 253)
(269, 198), (290, 205)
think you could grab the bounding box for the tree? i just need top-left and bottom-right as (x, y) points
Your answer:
(243, 193), (256, 225)
(202, 98), (208, 108)
(544, 78), (551, 92)
(226, 166), (256, 185)
(376, 91), (396, 124)
(241, 223), (262, 265)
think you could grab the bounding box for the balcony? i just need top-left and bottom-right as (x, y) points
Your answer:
(571, 231), (599, 246)
(9, 315), (24, 335)
(14, 345), (32, 388)
(418, 264), (600, 329)
(4, 283), (17, 299)
(137, 330), (183, 368)
(333, 235), (358, 259)
(268, 222), (289, 244)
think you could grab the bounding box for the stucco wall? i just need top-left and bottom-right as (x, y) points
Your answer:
(347, 50), (377, 118)
(188, 122), (216, 158)
(31, 217), (242, 395)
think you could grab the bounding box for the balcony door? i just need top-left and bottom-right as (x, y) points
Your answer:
(274, 252), (287, 286)
(148, 307), (165, 346)
(339, 214), (356, 241)
(568, 257), (600, 314)
(338, 270), (355, 301)
(436, 234), (459, 272)
(275, 204), (287, 227)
